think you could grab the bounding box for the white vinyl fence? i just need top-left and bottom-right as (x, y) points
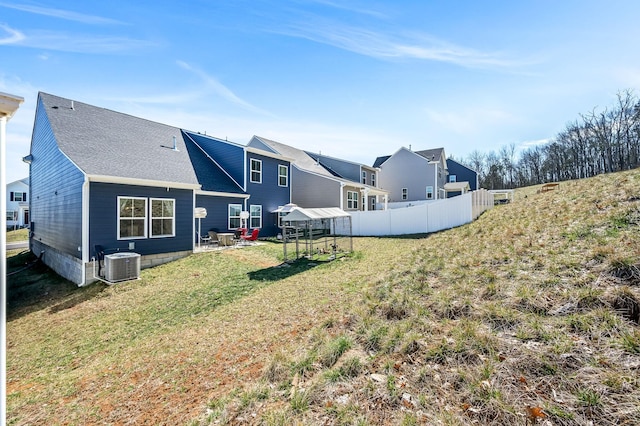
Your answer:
(350, 189), (493, 236)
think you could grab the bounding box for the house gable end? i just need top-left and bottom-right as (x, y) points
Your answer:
(30, 95), (84, 259)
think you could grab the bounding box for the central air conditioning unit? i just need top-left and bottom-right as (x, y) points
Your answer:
(104, 252), (141, 283)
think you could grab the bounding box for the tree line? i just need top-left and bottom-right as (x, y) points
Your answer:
(456, 89), (640, 189)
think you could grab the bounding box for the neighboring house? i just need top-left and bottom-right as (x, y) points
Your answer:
(184, 132), (292, 237)
(26, 92), (285, 286)
(304, 151), (382, 210)
(446, 158), (479, 196)
(6, 177), (29, 229)
(374, 147), (448, 202)
(247, 136), (388, 212)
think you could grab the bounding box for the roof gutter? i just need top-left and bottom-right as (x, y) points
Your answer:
(195, 189), (250, 199)
(86, 174), (201, 190)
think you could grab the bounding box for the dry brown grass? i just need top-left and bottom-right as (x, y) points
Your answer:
(6, 169), (640, 425)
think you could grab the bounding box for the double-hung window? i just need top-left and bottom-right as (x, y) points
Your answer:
(278, 165), (288, 187)
(449, 174), (457, 183)
(426, 186), (434, 199)
(150, 198), (175, 237)
(401, 188), (408, 200)
(11, 192), (26, 202)
(250, 205), (262, 228)
(347, 191), (359, 209)
(250, 159), (262, 183)
(229, 204), (242, 229)
(361, 171), (366, 184)
(371, 173), (376, 187)
(118, 197), (147, 239)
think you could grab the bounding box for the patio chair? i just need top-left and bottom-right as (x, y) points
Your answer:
(197, 232), (211, 248)
(240, 228), (260, 245)
(207, 231), (220, 247)
(233, 228), (247, 245)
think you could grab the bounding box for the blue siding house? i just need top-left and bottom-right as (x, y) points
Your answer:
(248, 136), (388, 212)
(445, 158), (479, 196)
(26, 93), (287, 286)
(185, 132), (292, 237)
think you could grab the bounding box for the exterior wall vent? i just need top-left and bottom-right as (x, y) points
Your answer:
(104, 252), (140, 282)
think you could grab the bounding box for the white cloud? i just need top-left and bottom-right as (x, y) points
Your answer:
(0, 23), (24, 44)
(304, 0), (388, 19)
(0, 2), (124, 25)
(15, 30), (157, 53)
(176, 61), (275, 117)
(275, 19), (526, 69)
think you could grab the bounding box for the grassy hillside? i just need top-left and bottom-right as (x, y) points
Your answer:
(6, 169), (640, 425)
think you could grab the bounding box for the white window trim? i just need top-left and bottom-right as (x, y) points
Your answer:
(371, 173), (376, 187)
(370, 197), (376, 210)
(278, 164), (288, 187)
(117, 196), (148, 240)
(250, 204), (262, 229)
(426, 186), (434, 199)
(228, 204), (242, 229)
(449, 175), (457, 183)
(250, 158), (262, 183)
(401, 188), (408, 200)
(149, 198), (176, 238)
(361, 171), (366, 184)
(347, 190), (359, 209)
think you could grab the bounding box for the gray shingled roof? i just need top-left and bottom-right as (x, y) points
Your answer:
(415, 148), (445, 162)
(39, 92), (200, 186)
(251, 136), (336, 178)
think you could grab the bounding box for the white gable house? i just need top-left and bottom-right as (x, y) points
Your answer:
(6, 177), (29, 229)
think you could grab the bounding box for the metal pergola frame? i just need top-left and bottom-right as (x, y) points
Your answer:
(279, 207), (352, 262)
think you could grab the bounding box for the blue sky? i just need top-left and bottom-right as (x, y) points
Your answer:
(2, 0), (640, 183)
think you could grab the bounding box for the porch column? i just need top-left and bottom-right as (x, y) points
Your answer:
(339, 183), (345, 210)
(384, 194), (388, 210)
(1, 92), (24, 425)
(363, 188), (369, 211)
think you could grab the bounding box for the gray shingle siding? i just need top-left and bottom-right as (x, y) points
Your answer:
(29, 97), (84, 259)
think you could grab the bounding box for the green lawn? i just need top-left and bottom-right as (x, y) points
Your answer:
(6, 227), (28, 243)
(6, 169), (640, 425)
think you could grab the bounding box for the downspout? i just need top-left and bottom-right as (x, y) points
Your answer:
(192, 190), (196, 252)
(80, 176), (90, 286)
(339, 182), (345, 210)
(243, 148), (247, 192)
(434, 163), (438, 200)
